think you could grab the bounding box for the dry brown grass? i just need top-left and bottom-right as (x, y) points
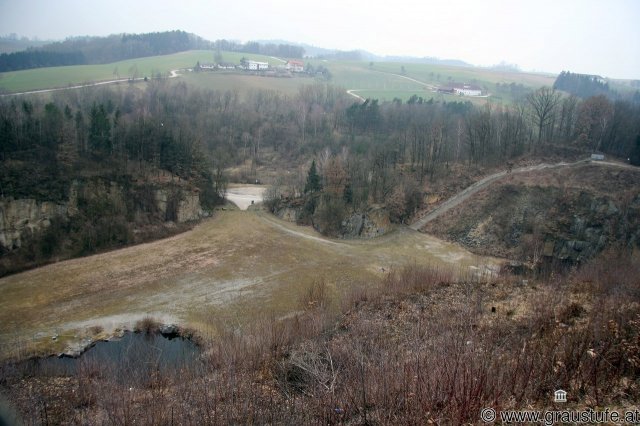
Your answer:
(0, 210), (499, 360)
(2, 251), (637, 424)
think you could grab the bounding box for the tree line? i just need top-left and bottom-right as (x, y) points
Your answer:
(0, 31), (308, 73)
(0, 31), (208, 72)
(554, 71), (640, 104)
(213, 40), (304, 59)
(1, 80), (639, 236)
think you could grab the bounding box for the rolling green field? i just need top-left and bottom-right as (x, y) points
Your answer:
(314, 60), (556, 103)
(0, 49), (560, 104)
(177, 72), (308, 97)
(0, 50), (280, 93)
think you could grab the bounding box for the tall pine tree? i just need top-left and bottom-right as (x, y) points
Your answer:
(304, 160), (322, 194)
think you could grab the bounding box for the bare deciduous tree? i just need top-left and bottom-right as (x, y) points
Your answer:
(527, 87), (561, 145)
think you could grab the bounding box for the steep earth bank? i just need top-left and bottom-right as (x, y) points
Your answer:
(421, 163), (640, 265)
(0, 176), (206, 276)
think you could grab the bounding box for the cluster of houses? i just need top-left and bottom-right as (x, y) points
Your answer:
(437, 83), (483, 96)
(197, 59), (305, 73)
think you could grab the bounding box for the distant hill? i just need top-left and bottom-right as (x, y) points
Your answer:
(379, 55), (472, 67)
(0, 35), (50, 54)
(214, 39), (304, 59)
(0, 30), (212, 72)
(255, 39), (472, 66)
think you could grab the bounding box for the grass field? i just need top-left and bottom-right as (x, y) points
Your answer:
(1, 49), (563, 103)
(0, 50), (280, 93)
(316, 60), (557, 103)
(177, 72), (308, 97)
(0, 209), (501, 359)
(0, 47), (562, 103)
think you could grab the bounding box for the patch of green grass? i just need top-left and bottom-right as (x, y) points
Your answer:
(0, 50), (281, 93)
(0, 50), (559, 103)
(176, 72), (309, 97)
(311, 59), (556, 104)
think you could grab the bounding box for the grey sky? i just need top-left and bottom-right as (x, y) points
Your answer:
(1, 0), (639, 79)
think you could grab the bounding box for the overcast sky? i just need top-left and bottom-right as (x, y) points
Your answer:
(1, 0), (639, 79)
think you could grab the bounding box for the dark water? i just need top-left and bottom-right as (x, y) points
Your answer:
(21, 332), (201, 384)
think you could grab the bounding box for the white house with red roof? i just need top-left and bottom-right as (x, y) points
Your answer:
(285, 60), (305, 73)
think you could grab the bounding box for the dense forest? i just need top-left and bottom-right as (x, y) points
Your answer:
(1, 80), (640, 272)
(554, 70), (640, 104)
(213, 40), (305, 59)
(0, 31), (306, 72)
(0, 31), (207, 71)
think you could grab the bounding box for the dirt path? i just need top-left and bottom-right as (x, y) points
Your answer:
(410, 159), (635, 230)
(346, 89), (366, 102)
(376, 71), (438, 90)
(256, 212), (345, 246)
(0, 209), (501, 359)
(1, 69), (183, 97)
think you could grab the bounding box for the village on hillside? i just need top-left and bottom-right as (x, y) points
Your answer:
(194, 58), (330, 79)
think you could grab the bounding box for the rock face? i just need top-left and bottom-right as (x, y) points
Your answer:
(0, 199), (67, 250)
(277, 207), (300, 223)
(341, 208), (391, 239)
(155, 189), (202, 223)
(272, 203), (391, 239)
(424, 182), (640, 264)
(0, 179), (204, 253)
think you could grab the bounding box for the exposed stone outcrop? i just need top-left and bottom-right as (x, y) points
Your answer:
(0, 199), (67, 250)
(424, 182), (640, 264)
(341, 208), (391, 239)
(0, 179), (204, 254)
(273, 199), (392, 239)
(277, 207), (300, 223)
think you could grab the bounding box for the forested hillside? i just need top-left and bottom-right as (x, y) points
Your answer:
(554, 70), (640, 104)
(1, 79), (640, 274)
(0, 31), (308, 72)
(0, 31), (209, 72)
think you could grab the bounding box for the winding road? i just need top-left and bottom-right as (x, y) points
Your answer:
(409, 159), (636, 230)
(1, 69), (184, 97)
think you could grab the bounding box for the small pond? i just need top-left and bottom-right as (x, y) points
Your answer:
(20, 332), (201, 384)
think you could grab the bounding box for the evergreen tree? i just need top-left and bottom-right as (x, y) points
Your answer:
(630, 134), (640, 166)
(304, 160), (322, 194)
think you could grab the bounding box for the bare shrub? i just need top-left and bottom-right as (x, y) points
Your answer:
(299, 279), (329, 311)
(384, 262), (454, 294)
(134, 316), (160, 334)
(4, 256), (639, 424)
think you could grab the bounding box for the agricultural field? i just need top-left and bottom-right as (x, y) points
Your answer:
(315, 59), (557, 103)
(177, 72), (309, 97)
(0, 50), (279, 93)
(0, 48), (564, 104)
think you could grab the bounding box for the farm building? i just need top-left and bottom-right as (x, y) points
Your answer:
(217, 62), (236, 70)
(242, 59), (269, 71)
(285, 60), (305, 73)
(199, 63), (216, 70)
(454, 84), (482, 96)
(438, 83), (482, 96)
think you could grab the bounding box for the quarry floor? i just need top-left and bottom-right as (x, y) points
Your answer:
(0, 205), (501, 359)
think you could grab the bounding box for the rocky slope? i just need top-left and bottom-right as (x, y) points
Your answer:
(421, 163), (640, 265)
(0, 176), (205, 276)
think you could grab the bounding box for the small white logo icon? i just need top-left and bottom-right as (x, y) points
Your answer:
(554, 389), (567, 403)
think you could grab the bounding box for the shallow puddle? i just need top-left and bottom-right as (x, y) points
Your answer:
(22, 332), (201, 383)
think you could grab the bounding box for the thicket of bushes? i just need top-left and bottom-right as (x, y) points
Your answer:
(2, 251), (638, 424)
